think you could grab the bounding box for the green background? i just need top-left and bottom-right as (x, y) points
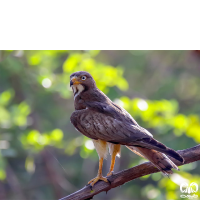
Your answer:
(0, 50), (199, 200)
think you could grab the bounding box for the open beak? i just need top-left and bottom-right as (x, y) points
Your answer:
(70, 77), (81, 87)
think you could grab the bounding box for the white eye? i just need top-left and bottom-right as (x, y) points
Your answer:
(81, 76), (87, 80)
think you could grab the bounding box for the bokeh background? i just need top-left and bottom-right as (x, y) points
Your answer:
(0, 50), (200, 200)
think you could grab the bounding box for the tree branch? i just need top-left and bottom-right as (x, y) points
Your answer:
(60, 145), (200, 200)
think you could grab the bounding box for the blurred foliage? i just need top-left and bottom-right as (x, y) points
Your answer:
(0, 50), (199, 200)
(120, 97), (200, 143)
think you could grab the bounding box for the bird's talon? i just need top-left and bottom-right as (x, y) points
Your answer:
(88, 176), (108, 187)
(89, 184), (93, 190)
(107, 178), (111, 185)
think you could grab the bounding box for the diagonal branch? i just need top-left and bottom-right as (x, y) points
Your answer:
(60, 145), (200, 200)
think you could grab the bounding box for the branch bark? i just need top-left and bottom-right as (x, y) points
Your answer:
(60, 145), (200, 200)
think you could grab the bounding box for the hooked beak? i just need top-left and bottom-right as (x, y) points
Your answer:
(70, 80), (73, 87)
(70, 77), (81, 87)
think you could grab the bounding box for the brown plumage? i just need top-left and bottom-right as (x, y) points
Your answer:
(70, 71), (184, 186)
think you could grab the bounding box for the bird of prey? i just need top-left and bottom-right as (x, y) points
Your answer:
(70, 71), (184, 187)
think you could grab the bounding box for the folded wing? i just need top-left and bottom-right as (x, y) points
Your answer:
(70, 103), (184, 163)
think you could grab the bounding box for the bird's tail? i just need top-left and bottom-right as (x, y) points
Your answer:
(126, 146), (179, 175)
(138, 138), (184, 163)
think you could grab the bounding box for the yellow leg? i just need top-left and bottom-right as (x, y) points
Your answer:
(88, 157), (108, 186)
(107, 144), (121, 176)
(107, 153), (117, 176)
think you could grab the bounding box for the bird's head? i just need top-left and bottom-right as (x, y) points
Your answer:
(70, 71), (96, 99)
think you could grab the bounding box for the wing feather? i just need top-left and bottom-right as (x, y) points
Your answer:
(70, 108), (151, 143)
(70, 102), (184, 163)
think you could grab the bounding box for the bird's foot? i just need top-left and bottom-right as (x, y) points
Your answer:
(107, 171), (114, 176)
(88, 175), (108, 187)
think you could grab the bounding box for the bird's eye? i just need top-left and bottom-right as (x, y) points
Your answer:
(81, 76), (87, 80)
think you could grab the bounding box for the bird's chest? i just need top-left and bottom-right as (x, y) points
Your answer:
(74, 98), (86, 110)
(70, 109), (105, 140)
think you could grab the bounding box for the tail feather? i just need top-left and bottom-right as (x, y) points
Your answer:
(126, 146), (180, 175)
(137, 138), (184, 163)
